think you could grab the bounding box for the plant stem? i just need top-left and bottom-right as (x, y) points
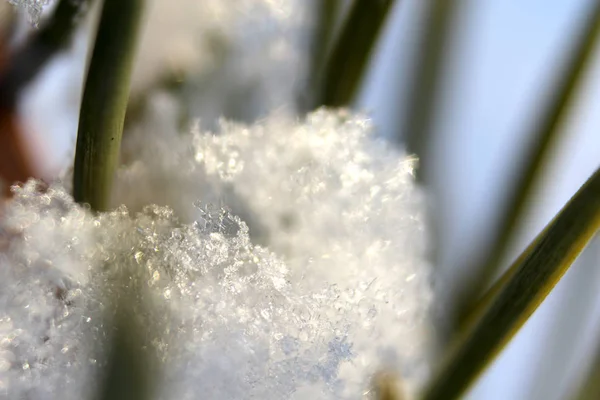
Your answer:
(422, 166), (600, 400)
(73, 0), (144, 211)
(319, 0), (394, 107)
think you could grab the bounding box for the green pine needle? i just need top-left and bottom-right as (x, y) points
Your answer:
(422, 166), (600, 400)
(73, 0), (145, 211)
(455, 0), (600, 329)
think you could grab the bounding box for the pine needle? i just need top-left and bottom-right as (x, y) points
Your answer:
(319, 0), (394, 107)
(455, 0), (600, 328)
(422, 166), (600, 400)
(73, 0), (145, 210)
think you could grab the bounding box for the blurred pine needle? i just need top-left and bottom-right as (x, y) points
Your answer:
(97, 285), (156, 400)
(298, 0), (339, 112)
(400, 0), (459, 181)
(455, 0), (600, 331)
(0, 0), (86, 109)
(422, 165), (600, 400)
(319, 0), (394, 107)
(0, 0), (86, 194)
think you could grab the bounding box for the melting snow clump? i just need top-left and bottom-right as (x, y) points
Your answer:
(0, 109), (432, 399)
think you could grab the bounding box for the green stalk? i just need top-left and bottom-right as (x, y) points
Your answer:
(73, 0), (145, 210)
(422, 166), (600, 400)
(319, 0), (394, 107)
(455, 0), (600, 328)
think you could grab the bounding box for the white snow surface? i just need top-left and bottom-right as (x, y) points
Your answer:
(0, 109), (432, 399)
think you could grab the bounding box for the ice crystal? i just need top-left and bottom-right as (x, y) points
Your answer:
(1, 109), (432, 399)
(7, 0), (51, 25)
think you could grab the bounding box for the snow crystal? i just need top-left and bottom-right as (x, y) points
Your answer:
(7, 0), (51, 25)
(1, 109), (432, 399)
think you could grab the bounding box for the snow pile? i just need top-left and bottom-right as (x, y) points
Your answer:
(0, 109), (432, 399)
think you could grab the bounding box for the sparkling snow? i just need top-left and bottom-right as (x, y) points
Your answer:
(0, 109), (432, 399)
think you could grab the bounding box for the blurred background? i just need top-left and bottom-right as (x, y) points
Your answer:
(360, 1), (600, 398)
(2, 0), (600, 399)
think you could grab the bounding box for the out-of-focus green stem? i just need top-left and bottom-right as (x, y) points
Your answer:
(400, 0), (458, 180)
(319, 0), (394, 107)
(455, 0), (600, 329)
(422, 166), (600, 400)
(298, 0), (339, 111)
(0, 0), (89, 109)
(73, 0), (144, 211)
(97, 292), (155, 400)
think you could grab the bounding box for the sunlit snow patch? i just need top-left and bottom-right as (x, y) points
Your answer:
(0, 109), (432, 399)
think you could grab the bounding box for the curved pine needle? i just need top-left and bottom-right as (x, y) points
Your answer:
(422, 166), (600, 400)
(456, 0), (600, 328)
(73, 0), (145, 211)
(319, 0), (394, 107)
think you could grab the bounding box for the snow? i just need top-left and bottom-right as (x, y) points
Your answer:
(0, 109), (432, 399)
(7, 0), (51, 25)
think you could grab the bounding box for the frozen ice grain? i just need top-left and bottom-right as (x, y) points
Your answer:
(133, 0), (307, 116)
(7, 0), (52, 25)
(0, 109), (432, 399)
